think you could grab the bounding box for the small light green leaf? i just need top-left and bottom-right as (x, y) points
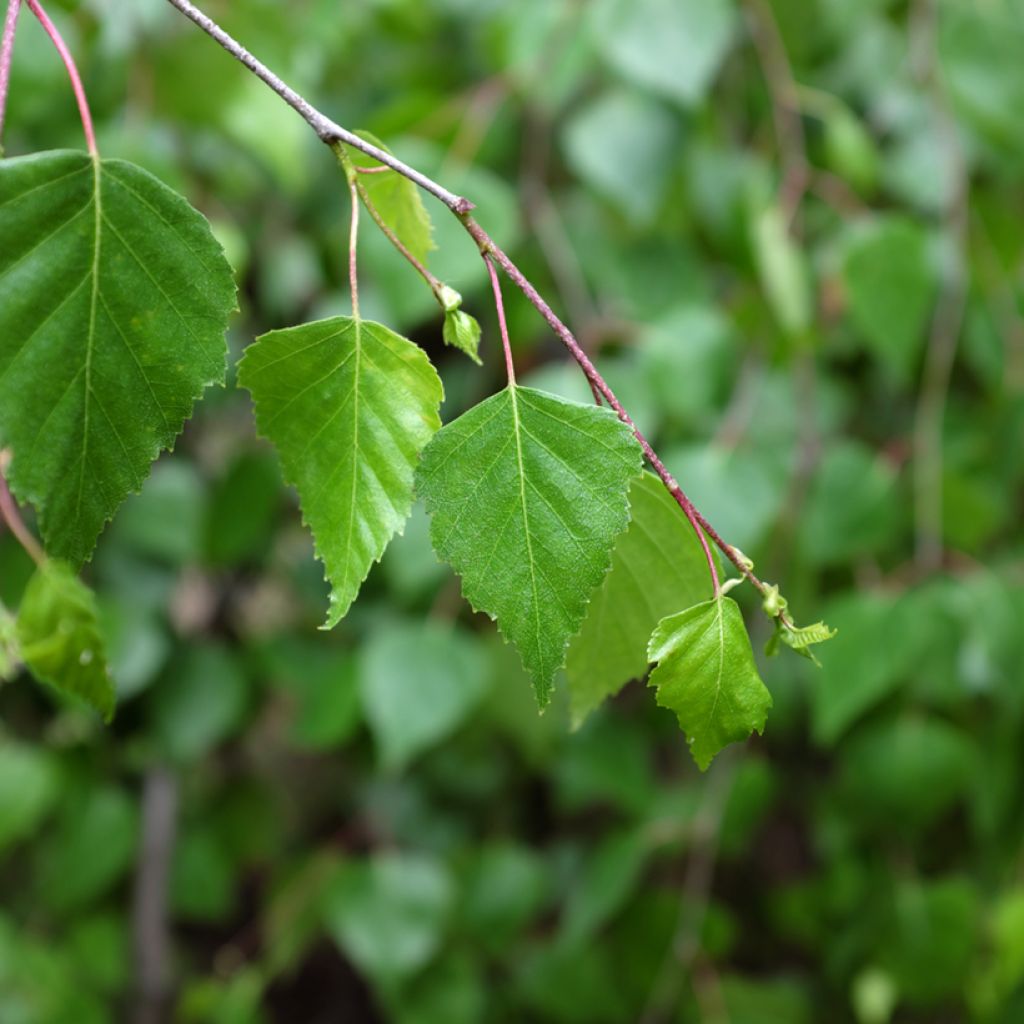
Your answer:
(417, 385), (643, 704)
(0, 150), (236, 565)
(0, 739), (59, 853)
(842, 217), (934, 380)
(566, 472), (715, 726)
(442, 308), (483, 364)
(238, 316), (444, 627)
(352, 130), (435, 264)
(16, 561), (115, 721)
(647, 596), (771, 770)
(751, 203), (812, 338)
(766, 618), (837, 665)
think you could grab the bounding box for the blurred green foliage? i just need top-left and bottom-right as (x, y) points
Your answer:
(1, 0), (1023, 1021)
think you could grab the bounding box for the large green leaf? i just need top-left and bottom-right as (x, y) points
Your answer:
(416, 385), (643, 704)
(238, 316), (444, 627)
(647, 596), (771, 770)
(0, 150), (236, 565)
(16, 561), (115, 720)
(566, 471), (714, 726)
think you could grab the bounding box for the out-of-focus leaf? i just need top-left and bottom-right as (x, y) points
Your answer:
(592, 0), (737, 107)
(751, 203), (813, 338)
(842, 217), (934, 381)
(151, 643), (248, 762)
(0, 740), (59, 854)
(359, 621), (488, 771)
(562, 89), (681, 225)
(204, 450), (282, 567)
(37, 786), (137, 913)
(323, 852), (453, 983)
(171, 827), (236, 922)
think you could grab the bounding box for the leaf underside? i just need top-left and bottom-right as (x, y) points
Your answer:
(647, 596), (772, 770)
(416, 385), (644, 705)
(16, 561), (114, 720)
(566, 471), (716, 726)
(238, 315), (444, 627)
(0, 150), (236, 565)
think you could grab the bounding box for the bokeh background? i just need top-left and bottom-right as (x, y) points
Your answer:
(2, 0), (1023, 1021)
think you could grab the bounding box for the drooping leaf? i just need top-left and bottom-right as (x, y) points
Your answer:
(352, 130), (435, 264)
(766, 618), (837, 665)
(647, 596), (771, 770)
(751, 202), (812, 338)
(359, 620), (489, 771)
(842, 217), (934, 380)
(16, 560), (115, 720)
(566, 472), (715, 726)
(0, 150), (236, 565)
(416, 385), (643, 704)
(238, 316), (444, 627)
(442, 309), (483, 364)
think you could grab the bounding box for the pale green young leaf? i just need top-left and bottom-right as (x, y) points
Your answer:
(416, 385), (643, 704)
(766, 618), (837, 665)
(238, 316), (443, 627)
(352, 130), (435, 264)
(751, 203), (812, 338)
(647, 596), (771, 770)
(0, 150), (236, 565)
(16, 561), (115, 721)
(442, 309), (483, 364)
(566, 472), (715, 726)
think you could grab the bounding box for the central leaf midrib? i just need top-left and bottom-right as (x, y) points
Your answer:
(77, 155), (103, 525)
(343, 317), (363, 595)
(509, 385), (544, 672)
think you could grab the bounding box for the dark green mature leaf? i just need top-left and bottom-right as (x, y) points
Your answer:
(238, 316), (443, 627)
(352, 131), (435, 264)
(416, 386), (643, 704)
(0, 150), (236, 565)
(16, 561), (114, 720)
(566, 472), (714, 726)
(842, 217), (934, 380)
(647, 597), (771, 770)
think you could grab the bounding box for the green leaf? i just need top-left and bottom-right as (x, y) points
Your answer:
(352, 130), (435, 264)
(647, 597), (771, 770)
(442, 309), (483, 364)
(359, 620), (489, 771)
(0, 150), (236, 565)
(592, 0), (737, 107)
(842, 217), (934, 381)
(416, 385), (643, 704)
(767, 619), (837, 665)
(238, 315), (444, 627)
(324, 852), (453, 983)
(0, 740), (59, 854)
(751, 202), (812, 338)
(16, 560), (115, 720)
(566, 472), (714, 726)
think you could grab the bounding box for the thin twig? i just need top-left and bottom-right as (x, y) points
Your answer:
(347, 174), (360, 320)
(0, 466), (44, 565)
(132, 767), (178, 1024)
(0, 0), (20, 149)
(486, 255), (515, 386)
(162, 0), (473, 214)
(911, 0), (968, 573)
(23, 0), (96, 154)
(164, 0), (790, 613)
